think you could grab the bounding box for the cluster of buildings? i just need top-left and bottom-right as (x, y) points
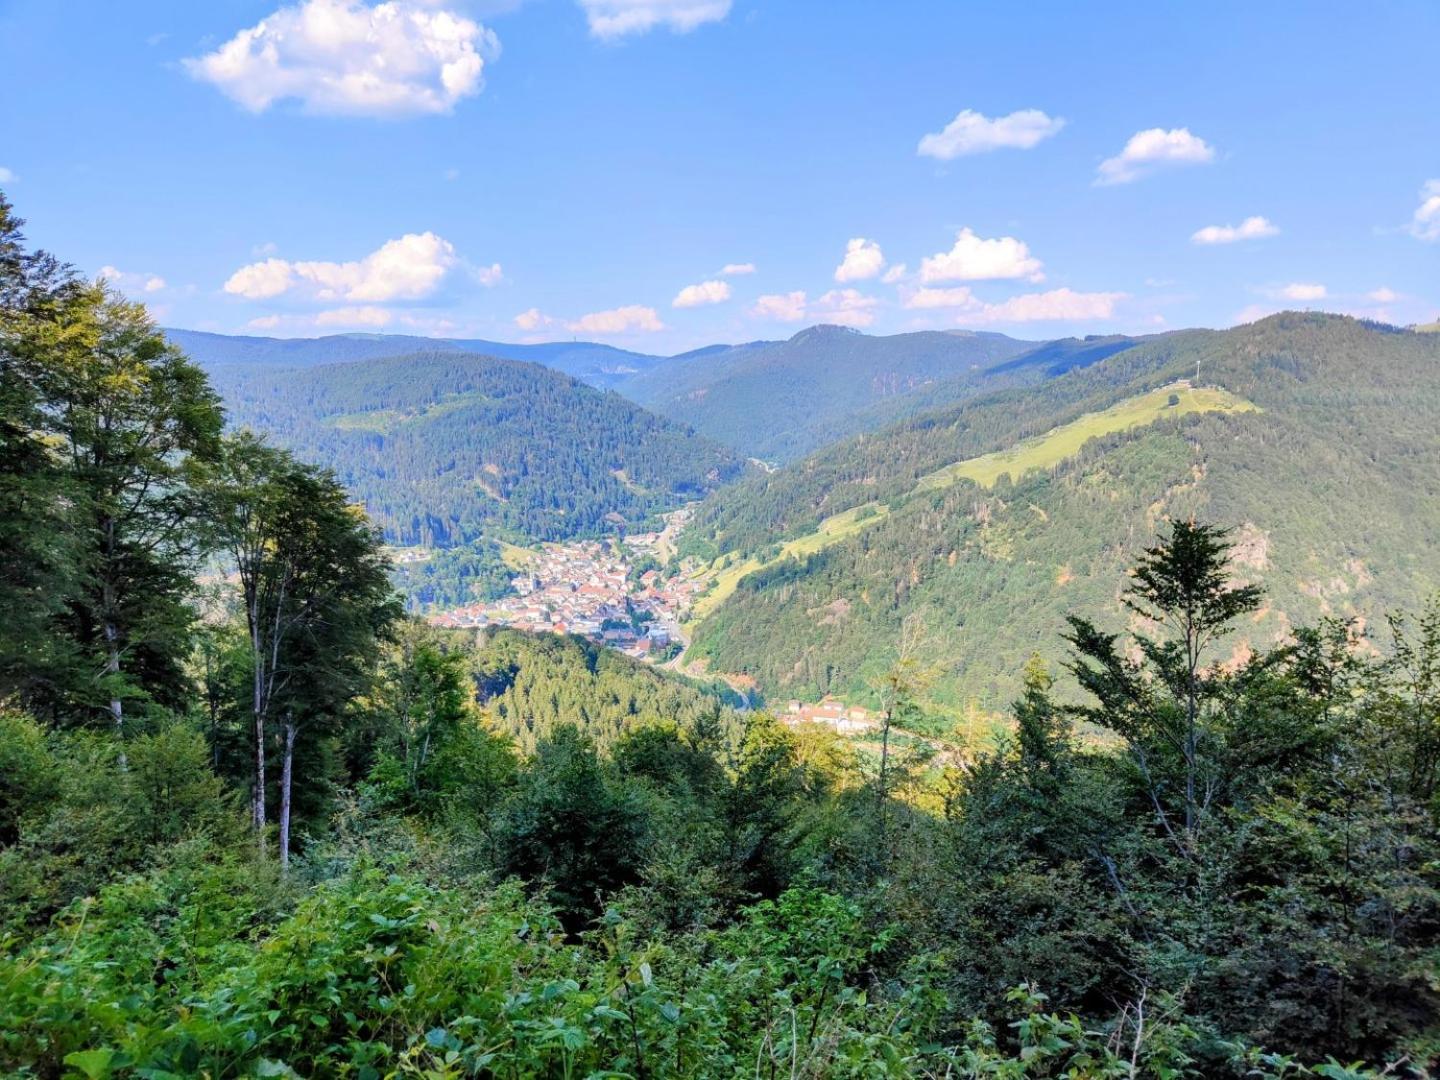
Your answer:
(427, 535), (706, 661)
(780, 698), (878, 735)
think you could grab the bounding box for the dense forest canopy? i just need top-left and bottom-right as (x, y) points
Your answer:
(210, 350), (748, 547)
(683, 314), (1440, 712)
(621, 324), (1038, 462)
(3, 193), (1440, 1076)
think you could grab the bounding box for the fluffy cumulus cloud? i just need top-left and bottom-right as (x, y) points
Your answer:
(1410, 179), (1440, 242)
(1368, 287), (1399, 303)
(99, 266), (167, 294)
(224, 232), (467, 303)
(750, 291), (807, 322)
(314, 305), (393, 327)
(579, 0), (731, 39)
(1191, 216), (1279, 245)
(917, 108), (1065, 160)
(186, 0), (498, 117)
(903, 285), (975, 310)
(566, 305), (664, 334)
(1280, 282), (1327, 301)
(811, 288), (878, 328)
(720, 262), (755, 276)
(514, 307), (551, 331)
(1096, 127), (1215, 185)
(920, 228), (1044, 284)
(881, 264), (908, 284)
(956, 288), (1126, 325)
(673, 279), (731, 308)
(0, 166), (15, 183)
(834, 238), (886, 283)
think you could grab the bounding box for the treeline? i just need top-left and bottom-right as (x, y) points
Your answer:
(212, 350), (746, 547)
(3, 193), (1439, 1076)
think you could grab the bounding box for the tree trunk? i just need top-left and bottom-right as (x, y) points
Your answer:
(250, 612), (267, 843)
(279, 716), (296, 875)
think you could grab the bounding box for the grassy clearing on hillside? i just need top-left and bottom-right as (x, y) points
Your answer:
(497, 540), (537, 569)
(688, 502), (890, 622)
(686, 382), (1255, 627)
(915, 382), (1257, 492)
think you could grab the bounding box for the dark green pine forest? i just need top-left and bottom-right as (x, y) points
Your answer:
(210, 351), (747, 547)
(683, 314), (1440, 714)
(4, 193), (1440, 1077)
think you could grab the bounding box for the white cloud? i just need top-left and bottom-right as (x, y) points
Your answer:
(566, 305), (664, 334)
(0, 166), (15, 183)
(1368, 287), (1399, 303)
(903, 285), (975, 310)
(475, 262), (504, 286)
(750, 291), (807, 322)
(881, 263), (908, 284)
(811, 288), (878, 328)
(247, 314), (283, 330)
(315, 305), (393, 327)
(1410, 179), (1440, 242)
(513, 307), (551, 331)
(917, 108), (1065, 160)
(920, 227), (1044, 284)
(955, 288), (1126, 325)
(185, 0), (498, 118)
(1280, 282), (1327, 301)
(834, 237), (886, 283)
(1096, 127), (1215, 186)
(1191, 215), (1279, 245)
(223, 232), (460, 302)
(720, 262), (755, 276)
(673, 279), (731, 308)
(99, 266), (168, 294)
(579, 0), (731, 39)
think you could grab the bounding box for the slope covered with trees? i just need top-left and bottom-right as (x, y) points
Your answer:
(622, 324), (1039, 462)
(167, 327), (672, 389)
(684, 314), (1440, 711)
(212, 350), (747, 546)
(5, 195), (1440, 1076)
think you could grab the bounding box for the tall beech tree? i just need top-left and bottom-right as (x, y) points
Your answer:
(11, 261), (222, 728)
(0, 195), (84, 707)
(208, 434), (397, 865)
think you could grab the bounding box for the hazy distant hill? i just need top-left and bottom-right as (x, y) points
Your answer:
(212, 350), (746, 546)
(681, 314), (1440, 715)
(622, 325), (1038, 462)
(166, 328), (671, 389)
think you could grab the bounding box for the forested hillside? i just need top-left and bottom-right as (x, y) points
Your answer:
(3, 198), (1439, 1075)
(622, 324), (1038, 461)
(684, 314), (1440, 711)
(212, 350), (746, 546)
(168, 327), (671, 389)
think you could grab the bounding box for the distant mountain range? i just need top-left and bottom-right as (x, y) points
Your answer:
(165, 328), (671, 389)
(172, 324), (1160, 465)
(679, 313), (1440, 714)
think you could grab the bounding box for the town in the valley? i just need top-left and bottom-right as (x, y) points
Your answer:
(420, 519), (881, 737)
(426, 528), (703, 662)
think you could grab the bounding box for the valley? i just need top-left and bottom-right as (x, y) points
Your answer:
(8, 6), (1440, 1074)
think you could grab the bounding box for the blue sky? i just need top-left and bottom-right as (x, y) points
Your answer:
(2, 0), (1436, 352)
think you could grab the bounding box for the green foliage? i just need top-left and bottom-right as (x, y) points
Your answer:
(0, 717), (245, 933)
(471, 628), (744, 755)
(210, 350), (746, 546)
(624, 324), (1034, 462)
(686, 314), (1440, 711)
